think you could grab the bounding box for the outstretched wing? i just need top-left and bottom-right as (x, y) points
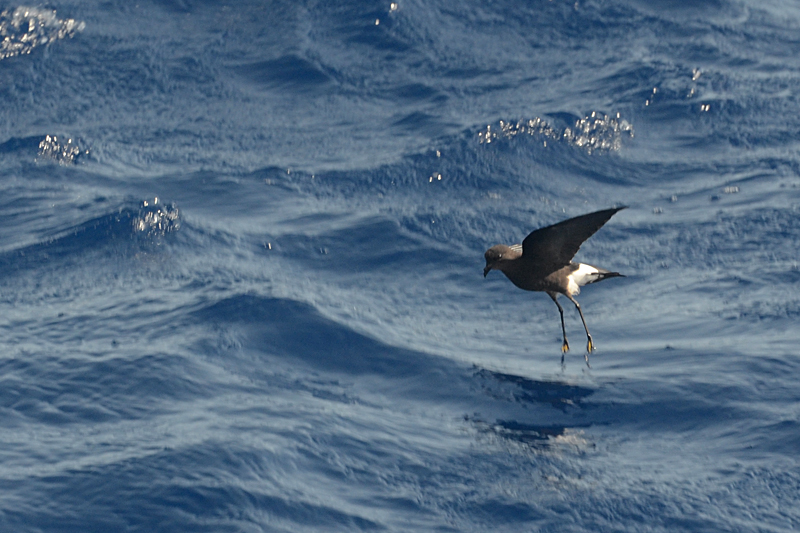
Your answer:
(521, 207), (626, 273)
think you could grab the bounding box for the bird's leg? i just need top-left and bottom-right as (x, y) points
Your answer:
(548, 292), (569, 354)
(566, 294), (593, 356)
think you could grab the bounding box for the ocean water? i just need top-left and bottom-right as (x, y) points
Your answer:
(1, 1), (799, 531)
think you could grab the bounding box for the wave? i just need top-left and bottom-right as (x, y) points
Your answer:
(0, 6), (84, 61)
(0, 198), (179, 264)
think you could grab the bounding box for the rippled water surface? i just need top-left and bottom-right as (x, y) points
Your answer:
(1, 1), (799, 531)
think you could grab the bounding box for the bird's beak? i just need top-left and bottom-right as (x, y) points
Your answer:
(483, 264), (492, 277)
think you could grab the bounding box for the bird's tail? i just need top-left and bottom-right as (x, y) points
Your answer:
(569, 264), (624, 294)
(591, 270), (624, 283)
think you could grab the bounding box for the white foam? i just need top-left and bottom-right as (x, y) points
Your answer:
(0, 7), (85, 60)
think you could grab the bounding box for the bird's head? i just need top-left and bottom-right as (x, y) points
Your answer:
(483, 245), (507, 277)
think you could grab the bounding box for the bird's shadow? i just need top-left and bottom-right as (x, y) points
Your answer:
(469, 367), (597, 450)
(473, 367), (595, 411)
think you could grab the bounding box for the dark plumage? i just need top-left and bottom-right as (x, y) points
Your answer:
(484, 207), (626, 364)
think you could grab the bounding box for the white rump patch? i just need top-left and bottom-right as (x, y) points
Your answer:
(566, 263), (602, 296)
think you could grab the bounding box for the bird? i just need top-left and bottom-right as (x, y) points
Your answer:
(483, 207), (626, 364)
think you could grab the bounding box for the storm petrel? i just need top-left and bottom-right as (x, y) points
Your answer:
(483, 207), (626, 364)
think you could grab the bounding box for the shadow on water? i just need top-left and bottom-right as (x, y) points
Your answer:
(473, 367), (595, 411)
(468, 368), (597, 450)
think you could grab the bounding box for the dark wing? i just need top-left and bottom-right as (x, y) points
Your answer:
(521, 207), (626, 273)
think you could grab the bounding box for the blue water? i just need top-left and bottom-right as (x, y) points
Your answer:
(1, 1), (799, 531)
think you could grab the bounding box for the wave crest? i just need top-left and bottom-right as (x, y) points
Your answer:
(0, 6), (84, 60)
(478, 112), (633, 153)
